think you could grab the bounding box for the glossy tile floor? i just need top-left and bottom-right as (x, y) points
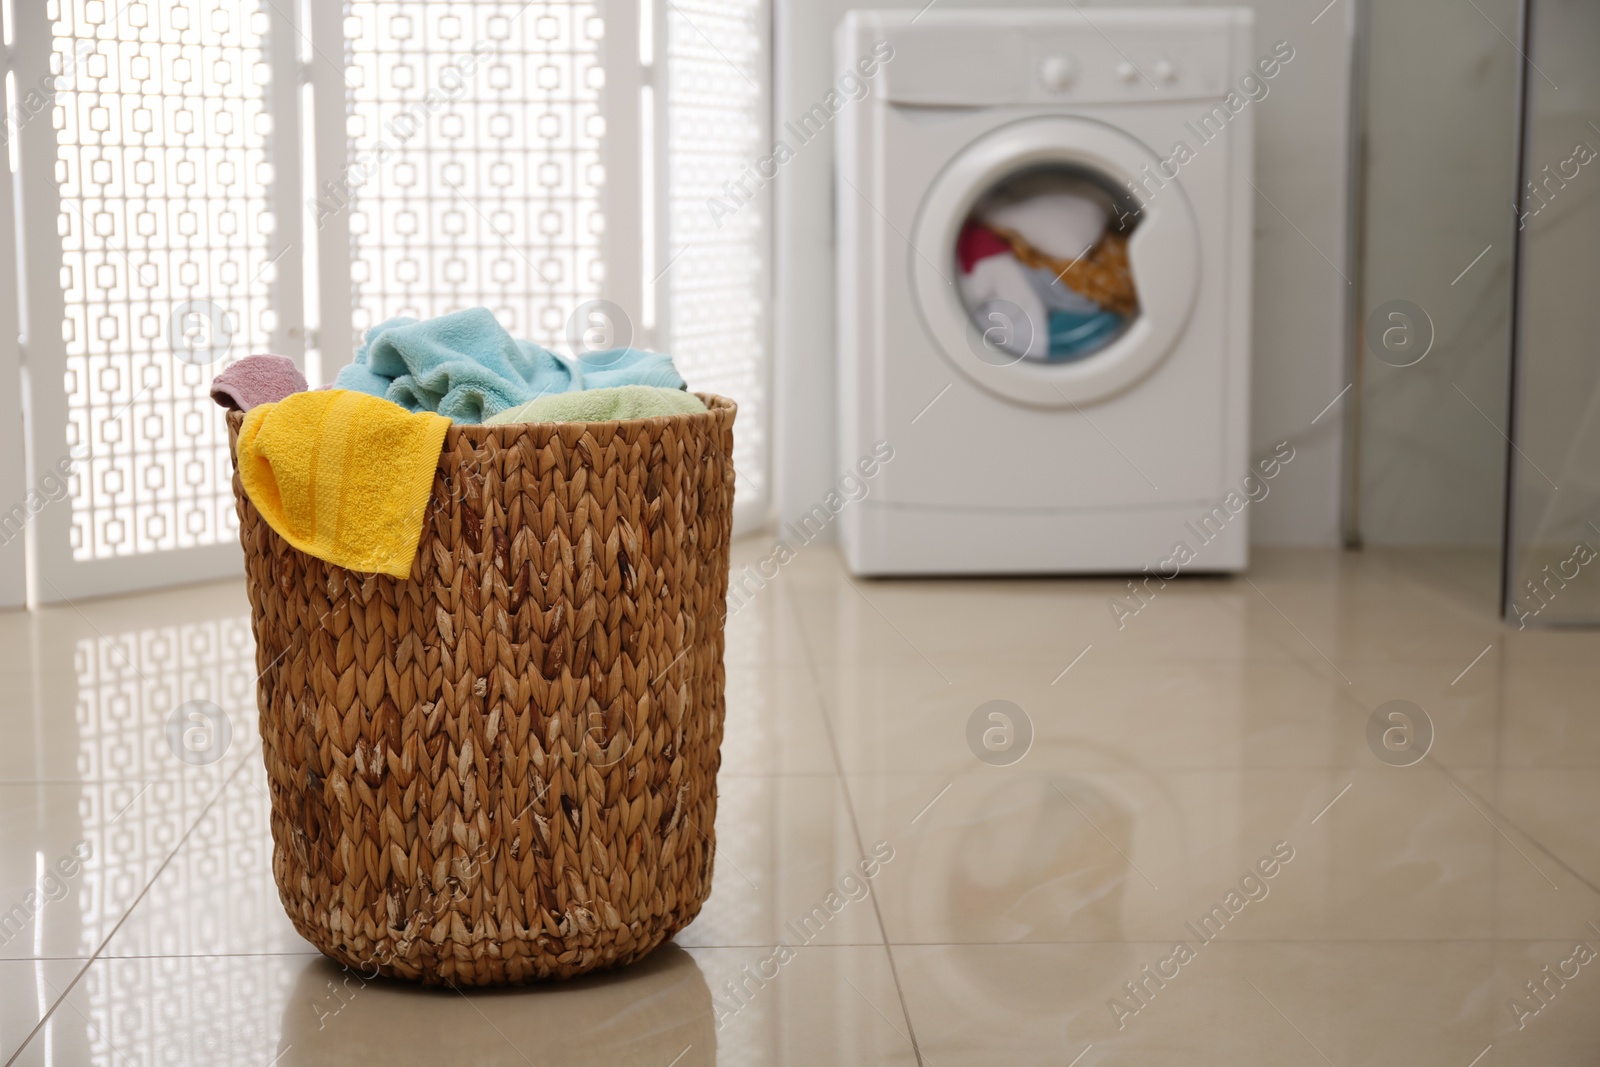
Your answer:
(2, 541), (1599, 1064)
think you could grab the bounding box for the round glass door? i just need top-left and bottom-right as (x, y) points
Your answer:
(955, 164), (1140, 365)
(912, 117), (1201, 408)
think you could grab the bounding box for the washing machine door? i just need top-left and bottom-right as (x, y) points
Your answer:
(912, 116), (1200, 408)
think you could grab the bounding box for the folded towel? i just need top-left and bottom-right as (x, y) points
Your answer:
(209, 354), (307, 412)
(486, 385), (706, 426)
(235, 390), (450, 578)
(333, 307), (686, 423)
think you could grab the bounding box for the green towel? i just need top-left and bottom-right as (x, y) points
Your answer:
(484, 385), (706, 426)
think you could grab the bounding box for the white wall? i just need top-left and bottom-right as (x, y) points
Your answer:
(773, 0), (1356, 546)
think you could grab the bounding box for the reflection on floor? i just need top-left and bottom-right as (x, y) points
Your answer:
(1, 543), (1599, 1065)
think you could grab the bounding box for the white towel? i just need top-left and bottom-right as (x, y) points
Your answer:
(957, 253), (1050, 361)
(980, 187), (1112, 263)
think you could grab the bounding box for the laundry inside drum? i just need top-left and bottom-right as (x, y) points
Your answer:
(954, 165), (1141, 365)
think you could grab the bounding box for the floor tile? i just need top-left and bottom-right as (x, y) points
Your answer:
(1497, 652), (1600, 767)
(723, 546), (815, 669)
(1476, 769), (1600, 893)
(1231, 552), (1509, 667)
(1336, 654), (1503, 769)
(676, 774), (887, 949)
(894, 940), (1600, 1066)
(0, 581), (258, 782)
(93, 769), (310, 959)
(0, 957), (85, 1062)
(1374, 546), (1502, 617)
(785, 561), (1305, 675)
(0, 773), (238, 960)
(845, 763), (1600, 945)
(719, 664), (837, 776)
(813, 656), (1371, 775)
(8, 944), (915, 1066)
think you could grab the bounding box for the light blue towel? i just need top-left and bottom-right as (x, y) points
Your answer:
(333, 307), (686, 423)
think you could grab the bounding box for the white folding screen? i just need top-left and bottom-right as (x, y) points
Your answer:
(12, 0), (301, 603)
(664, 0), (768, 531)
(0, 57), (27, 607)
(9, 0), (768, 605)
(308, 1), (643, 374)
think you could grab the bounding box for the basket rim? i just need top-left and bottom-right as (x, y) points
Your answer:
(452, 391), (736, 437)
(223, 391), (737, 436)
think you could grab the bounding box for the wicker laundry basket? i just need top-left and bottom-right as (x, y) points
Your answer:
(225, 395), (736, 985)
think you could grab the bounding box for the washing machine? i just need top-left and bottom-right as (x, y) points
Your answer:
(836, 8), (1255, 575)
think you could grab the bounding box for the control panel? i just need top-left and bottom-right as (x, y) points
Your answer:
(867, 15), (1239, 106)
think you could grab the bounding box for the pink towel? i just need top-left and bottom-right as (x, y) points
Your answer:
(209, 354), (308, 412)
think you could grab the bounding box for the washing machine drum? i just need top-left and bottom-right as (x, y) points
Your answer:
(912, 117), (1201, 408)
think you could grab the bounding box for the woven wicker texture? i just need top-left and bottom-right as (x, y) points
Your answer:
(226, 395), (736, 985)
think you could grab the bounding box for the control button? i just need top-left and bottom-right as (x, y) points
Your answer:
(1155, 59), (1178, 83)
(1041, 55), (1076, 91)
(1115, 61), (1138, 83)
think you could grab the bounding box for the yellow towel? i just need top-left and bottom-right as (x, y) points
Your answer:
(236, 390), (451, 578)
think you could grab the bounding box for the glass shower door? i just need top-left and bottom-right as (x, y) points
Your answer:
(1505, 0), (1600, 625)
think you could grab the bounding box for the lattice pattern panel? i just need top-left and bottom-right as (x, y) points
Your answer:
(51, 0), (278, 560)
(342, 2), (606, 347)
(667, 0), (765, 502)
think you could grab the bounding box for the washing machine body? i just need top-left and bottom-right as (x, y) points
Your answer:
(836, 8), (1256, 575)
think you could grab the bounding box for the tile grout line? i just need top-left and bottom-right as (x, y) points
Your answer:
(3, 755), (254, 1067)
(1242, 648), (1600, 901)
(1317, 656), (1600, 899)
(1428, 760), (1600, 900)
(781, 579), (928, 1067)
